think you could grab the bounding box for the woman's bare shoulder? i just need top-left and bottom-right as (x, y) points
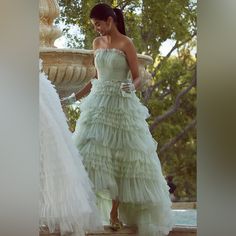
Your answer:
(121, 36), (136, 52)
(92, 36), (103, 50)
(120, 35), (133, 44)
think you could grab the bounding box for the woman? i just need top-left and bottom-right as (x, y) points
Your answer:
(39, 59), (103, 236)
(70, 3), (174, 236)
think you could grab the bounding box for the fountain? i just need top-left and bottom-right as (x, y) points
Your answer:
(39, 0), (196, 235)
(39, 0), (153, 98)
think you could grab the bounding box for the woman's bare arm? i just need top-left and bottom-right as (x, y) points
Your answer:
(123, 38), (141, 90)
(75, 82), (93, 100)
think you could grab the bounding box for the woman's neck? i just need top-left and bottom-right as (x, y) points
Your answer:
(105, 26), (121, 44)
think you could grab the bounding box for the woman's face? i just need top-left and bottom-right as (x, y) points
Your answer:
(91, 17), (112, 36)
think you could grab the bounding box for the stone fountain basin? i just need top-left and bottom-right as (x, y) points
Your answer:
(40, 48), (153, 97)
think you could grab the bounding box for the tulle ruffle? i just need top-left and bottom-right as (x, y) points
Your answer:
(40, 63), (103, 236)
(73, 78), (174, 235)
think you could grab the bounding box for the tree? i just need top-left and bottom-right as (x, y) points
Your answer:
(57, 0), (197, 201)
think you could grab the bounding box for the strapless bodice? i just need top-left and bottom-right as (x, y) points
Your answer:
(94, 48), (130, 82)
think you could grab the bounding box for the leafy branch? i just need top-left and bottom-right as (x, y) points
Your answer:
(149, 65), (196, 132)
(143, 32), (196, 104)
(158, 119), (196, 156)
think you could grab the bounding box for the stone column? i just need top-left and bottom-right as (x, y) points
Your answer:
(39, 0), (61, 48)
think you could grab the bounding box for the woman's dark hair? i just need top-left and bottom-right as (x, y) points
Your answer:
(90, 3), (126, 35)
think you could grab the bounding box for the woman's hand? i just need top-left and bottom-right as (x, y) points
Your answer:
(120, 81), (136, 93)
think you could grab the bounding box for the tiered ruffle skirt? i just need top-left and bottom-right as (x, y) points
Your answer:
(73, 79), (174, 236)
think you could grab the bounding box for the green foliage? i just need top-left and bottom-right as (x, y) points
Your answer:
(57, 0), (197, 201)
(63, 105), (80, 132)
(144, 54), (196, 200)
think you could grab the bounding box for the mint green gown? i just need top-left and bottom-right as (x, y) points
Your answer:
(73, 48), (174, 236)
